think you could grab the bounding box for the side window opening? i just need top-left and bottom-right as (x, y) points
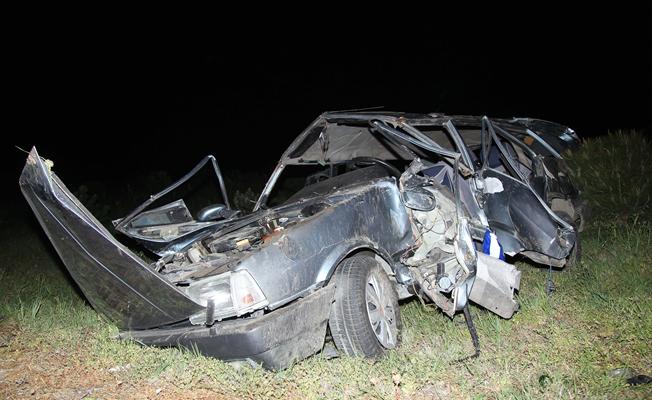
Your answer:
(124, 163), (229, 225)
(503, 139), (534, 178)
(417, 126), (458, 151)
(478, 121), (530, 181)
(453, 126), (502, 171)
(270, 158), (411, 207)
(266, 164), (333, 206)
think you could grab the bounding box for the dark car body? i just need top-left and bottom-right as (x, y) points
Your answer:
(254, 112), (582, 265)
(20, 111), (581, 369)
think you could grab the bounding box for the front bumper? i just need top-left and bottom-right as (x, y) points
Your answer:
(119, 284), (335, 370)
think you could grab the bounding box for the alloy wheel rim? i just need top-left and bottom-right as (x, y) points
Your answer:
(365, 273), (397, 349)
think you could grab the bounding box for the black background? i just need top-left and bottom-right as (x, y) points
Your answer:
(3, 23), (650, 208)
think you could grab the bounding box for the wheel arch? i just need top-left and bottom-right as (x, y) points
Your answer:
(315, 241), (396, 286)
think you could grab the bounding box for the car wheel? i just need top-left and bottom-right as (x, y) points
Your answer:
(329, 254), (401, 358)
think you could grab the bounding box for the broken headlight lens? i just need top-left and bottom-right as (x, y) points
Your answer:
(187, 270), (268, 323)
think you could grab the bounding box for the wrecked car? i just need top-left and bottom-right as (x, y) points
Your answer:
(20, 111), (582, 369)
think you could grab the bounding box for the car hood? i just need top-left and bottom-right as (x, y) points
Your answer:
(19, 147), (204, 330)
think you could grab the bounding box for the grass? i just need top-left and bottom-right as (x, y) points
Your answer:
(1, 132), (651, 398)
(566, 129), (652, 223)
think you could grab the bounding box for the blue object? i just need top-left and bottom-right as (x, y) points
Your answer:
(483, 229), (505, 260)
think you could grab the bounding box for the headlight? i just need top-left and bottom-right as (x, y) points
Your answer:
(186, 270), (268, 324)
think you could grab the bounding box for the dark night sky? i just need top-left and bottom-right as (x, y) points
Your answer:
(3, 25), (650, 207)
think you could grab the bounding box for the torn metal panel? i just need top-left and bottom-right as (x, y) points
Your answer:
(469, 253), (521, 319)
(19, 148), (204, 330)
(399, 160), (478, 316)
(481, 169), (576, 260)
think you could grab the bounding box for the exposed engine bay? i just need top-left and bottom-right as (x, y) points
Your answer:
(156, 223), (272, 285)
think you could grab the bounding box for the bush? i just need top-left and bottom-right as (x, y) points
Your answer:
(566, 130), (651, 224)
(232, 187), (258, 212)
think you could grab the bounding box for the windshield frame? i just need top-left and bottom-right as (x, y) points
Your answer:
(253, 113), (473, 211)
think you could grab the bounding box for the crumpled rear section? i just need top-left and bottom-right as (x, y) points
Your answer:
(19, 147), (203, 330)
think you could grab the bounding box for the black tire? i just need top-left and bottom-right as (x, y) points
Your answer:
(328, 255), (401, 358)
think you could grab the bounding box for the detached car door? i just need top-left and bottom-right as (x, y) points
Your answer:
(474, 118), (576, 264)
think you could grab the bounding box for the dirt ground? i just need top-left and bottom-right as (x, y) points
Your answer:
(0, 321), (233, 400)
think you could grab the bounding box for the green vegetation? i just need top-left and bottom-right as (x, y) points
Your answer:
(566, 130), (652, 223)
(1, 132), (651, 399)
